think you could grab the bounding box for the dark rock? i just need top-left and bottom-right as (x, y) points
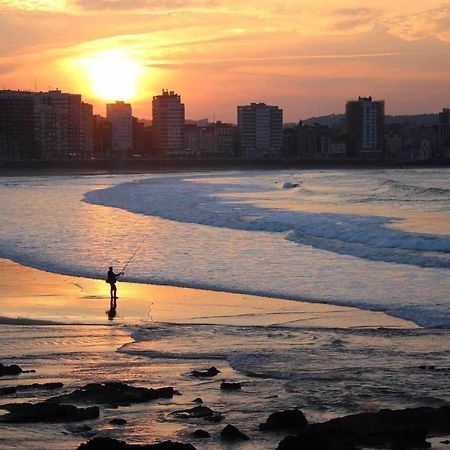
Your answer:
(220, 424), (249, 441)
(192, 398), (203, 404)
(144, 442), (196, 450)
(171, 405), (224, 423)
(220, 382), (241, 390)
(109, 418), (127, 425)
(0, 363), (35, 377)
(440, 440), (450, 444)
(0, 387), (17, 395)
(0, 382), (63, 395)
(0, 364), (22, 376)
(277, 406), (450, 450)
(47, 382), (174, 406)
(203, 413), (224, 423)
(190, 367), (220, 378)
(69, 424), (93, 433)
(260, 409), (308, 431)
(192, 429), (210, 438)
(77, 438), (126, 450)
(23, 382), (63, 391)
(171, 406), (215, 419)
(0, 402), (99, 423)
(282, 182), (299, 189)
(76, 437), (197, 449)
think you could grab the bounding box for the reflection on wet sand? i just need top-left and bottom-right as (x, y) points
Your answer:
(107, 296), (117, 320)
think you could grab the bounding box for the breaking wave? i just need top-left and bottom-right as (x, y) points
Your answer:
(84, 176), (450, 269)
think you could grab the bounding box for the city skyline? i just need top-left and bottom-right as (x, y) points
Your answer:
(3, 87), (448, 162)
(1, 1), (449, 121)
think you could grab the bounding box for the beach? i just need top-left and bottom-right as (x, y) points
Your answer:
(1, 258), (449, 449)
(0, 168), (449, 449)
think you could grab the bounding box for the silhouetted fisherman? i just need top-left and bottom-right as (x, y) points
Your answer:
(107, 266), (123, 301)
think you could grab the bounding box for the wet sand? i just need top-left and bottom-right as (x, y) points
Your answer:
(0, 258), (416, 329)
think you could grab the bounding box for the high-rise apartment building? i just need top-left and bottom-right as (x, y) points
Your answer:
(152, 90), (185, 157)
(93, 115), (112, 158)
(106, 101), (133, 157)
(237, 103), (283, 158)
(346, 96), (385, 157)
(0, 89), (90, 160)
(36, 90), (82, 159)
(0, 90), (36, 160)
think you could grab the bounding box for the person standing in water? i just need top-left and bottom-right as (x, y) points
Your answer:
(107, 266), (123, 301)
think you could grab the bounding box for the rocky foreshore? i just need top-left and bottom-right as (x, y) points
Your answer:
(1, 363), (449, 449)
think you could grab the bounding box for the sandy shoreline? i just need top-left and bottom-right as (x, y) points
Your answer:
(0, 258), (416, 329)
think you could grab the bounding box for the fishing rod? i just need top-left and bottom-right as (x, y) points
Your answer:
(120, 237), (146, 275)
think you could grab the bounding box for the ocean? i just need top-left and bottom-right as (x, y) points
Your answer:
(0, 168), (449, 449)
(1, 168), (449, 326)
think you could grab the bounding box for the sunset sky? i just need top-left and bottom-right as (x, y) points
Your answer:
(1, 0), (449, 121)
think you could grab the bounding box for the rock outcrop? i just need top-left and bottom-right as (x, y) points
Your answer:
(190, 367), (220, 378)
(171, 405), (224, 422)
(47, 382), (174, 406)
(0, 402), (99, 423)
(277, 406), (450, 450)
(220, 382), (241, 390)
(76, 437), (197, 449)
(220, 424), (249, 441)
(0, 363), (35, 377)
(259, 409), (308, 431)
(0, 382), (63, 395)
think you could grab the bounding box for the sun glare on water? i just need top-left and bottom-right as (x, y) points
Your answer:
(82, 50), (142, 102)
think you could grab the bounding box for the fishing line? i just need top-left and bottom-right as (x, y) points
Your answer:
(120, 237), (146, 275)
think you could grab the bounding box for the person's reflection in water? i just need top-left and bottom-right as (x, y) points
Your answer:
(106, 296), (117, 320)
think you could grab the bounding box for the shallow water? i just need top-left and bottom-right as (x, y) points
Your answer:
(0, 169), (449, 327)
(0, 322), (449, 449)
(0, 169), (449, 449)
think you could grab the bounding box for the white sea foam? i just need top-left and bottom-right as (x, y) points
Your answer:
(84, 175), (450, 268)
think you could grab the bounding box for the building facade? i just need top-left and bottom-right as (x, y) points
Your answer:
(0, 90), (36, 160)
(36, 90), (83, 159)
(106, 101), (133, 158)
(346, 96), (385, 157)
(0, 89), (91, 160)
(80, 102), (94, 159)
(152, 90), (185, 157)
(215, 121), (236, 157)
(93, 115), (112, 158)
(237, 103), (283, 158)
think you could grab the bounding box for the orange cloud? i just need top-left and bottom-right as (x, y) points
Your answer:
(385, 6), (450, 41)
(0, 0), (449, 120)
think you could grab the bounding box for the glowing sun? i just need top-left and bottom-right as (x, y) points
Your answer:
(83, 49), (142, 101)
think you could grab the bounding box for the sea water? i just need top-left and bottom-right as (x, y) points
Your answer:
(0, 169), (449, 327)
(0, 169), (449, 448)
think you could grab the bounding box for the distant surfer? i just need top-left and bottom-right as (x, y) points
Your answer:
(107, 266), (123, 301)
